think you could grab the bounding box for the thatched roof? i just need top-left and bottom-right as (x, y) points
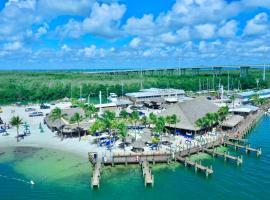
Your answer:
(45, 107), (90, 132)
(159, 97), (219, 131)
(222, 115), (244, 128)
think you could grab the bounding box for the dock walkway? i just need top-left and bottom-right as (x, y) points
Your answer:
(203, 148), (243, 165)
(224, 141), (262, 156)
(91, 159), (102, 188)
(141, 160), (154, 186)
(175, 155), (213, 177)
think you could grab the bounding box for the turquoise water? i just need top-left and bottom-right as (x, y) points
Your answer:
(0, 116), (270, 200)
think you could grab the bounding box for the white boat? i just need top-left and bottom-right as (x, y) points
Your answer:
(267, 108), (270, 115)
(108, 93), (118, 102)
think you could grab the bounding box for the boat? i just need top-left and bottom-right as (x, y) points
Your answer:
(267, 108), (270, 115)
(108, 93), (118, 102)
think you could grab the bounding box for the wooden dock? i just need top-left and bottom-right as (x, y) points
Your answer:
(91, 159), (102, 188)
(141, 160), (154, 186)
(224, 141), (262, 156)
(106, 152), (172, 166)
(203, 148), (243, 165)
(86, 111), (265, 188)
(175, 155), (213, 177)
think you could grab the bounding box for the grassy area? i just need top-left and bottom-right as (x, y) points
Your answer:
(0, 69), (269, 104)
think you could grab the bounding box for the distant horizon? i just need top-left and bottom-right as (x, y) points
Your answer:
(0, 0), (270, 69)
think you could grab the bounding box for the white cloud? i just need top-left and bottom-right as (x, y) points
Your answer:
(37, 0), (94, 17)
(129, 38), (141, 48)
(218, 20), (238, 38)
(57, 2), (126, 38)
(61, 44), (71, 52)
(78, 45), (106, 58)
(124, 14), (156, 37)
(244, 12), (269, 36)
(3, 41), (23, 51)
(195, 24), (216, 39)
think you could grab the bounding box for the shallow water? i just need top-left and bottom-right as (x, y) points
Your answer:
(0, 116), (270, 200)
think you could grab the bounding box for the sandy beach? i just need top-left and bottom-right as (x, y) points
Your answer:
(0, 104), (104, 159)
(0, 103), (220, 160)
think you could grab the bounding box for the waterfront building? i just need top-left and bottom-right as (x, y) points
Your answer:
(125, 88), (185, 103)
(44, 107), (91, 135)
(229, 104), (259, 116)
(237, 88), (270, 103)
(159, 97), (219, 134)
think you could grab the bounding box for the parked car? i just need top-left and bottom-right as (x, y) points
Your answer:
(40, 104), (50, 109)
(25, 108), (36, 112)
(29, 112), (44, 117)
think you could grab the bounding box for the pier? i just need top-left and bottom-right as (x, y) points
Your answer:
(141, 160), (154, 186)
(203, 148), (243, 165)
(91, 159), (102, 188)
(175, 155), (213, 177)
(87, 110), (265, 188)
(224, 141), (262, 156)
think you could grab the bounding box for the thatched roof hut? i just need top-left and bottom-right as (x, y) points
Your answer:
(159, 97), (219, 131)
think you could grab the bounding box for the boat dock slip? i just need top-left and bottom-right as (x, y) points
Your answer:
(203, 148), (243, 166)
(175, 155), (213, 177)
(224, 141), (262, 156)
(91, 159), (102, 189)
(141, 160), (154, 187)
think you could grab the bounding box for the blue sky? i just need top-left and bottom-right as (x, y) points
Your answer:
(0, 0), (270, 70)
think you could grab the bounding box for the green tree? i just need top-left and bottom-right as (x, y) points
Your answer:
(149, 112), (157, 126)
(130, 111), (140, 140)
(119, 109), (129, 119)
(166, 114), (180, 134)
(153, 116), (166, 142)
(102, 110), (116, 135)
(251, 94), (260, 106)
(117, 121), (128, 150)
(141, 115), (148, 127)
(10, 116), (23, 142)
(82, 104), (98, 119)
(70, 112), (83, 141)
(49, 107), (67, 140)
(217, 106), (229, 121)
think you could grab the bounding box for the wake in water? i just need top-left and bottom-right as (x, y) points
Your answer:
(0, 174), (34, 185)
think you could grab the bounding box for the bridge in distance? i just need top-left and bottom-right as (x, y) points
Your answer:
(91, 64), (270, 78)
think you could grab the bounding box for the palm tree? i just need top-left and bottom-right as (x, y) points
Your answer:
(196, 116), (210, 133)
(102, 110), (116, 134)
(205, 113), (219, 131)
(250, 94), (260, 106)
(119, 109), (129, 119)
(83, 104), (97, 119)
(89, 119), (105, 146)
(141, 115), (148, 127)
(117, 121), (128, 151)
(153, 116), (166, 142)
(130, 111), (140, 140)
(149, 112), (157, 127)
(10, 116), (23, 142)
(49, 107), (67, 140)
(166, 114), (180, 135)
(89, 119), (104, 135)
(218, 106), (229, 121)
(70, 112), (83, 141)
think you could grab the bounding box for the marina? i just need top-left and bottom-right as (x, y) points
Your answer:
(87, 107), (265, 188)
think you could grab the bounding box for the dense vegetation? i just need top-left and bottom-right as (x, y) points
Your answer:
(0, 69), (269, 104)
